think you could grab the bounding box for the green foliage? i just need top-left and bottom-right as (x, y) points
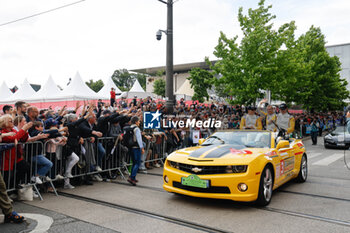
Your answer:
(153, 79), (166, 97)
(188, 68), (213, 102)
(156, 70), (165, 77)
(288, 26), (349, 111)
(85, 79), (104, 93)
(111, 69), (148, 91)
(205, 0), (349, 110)
(210, 0), (296, 105)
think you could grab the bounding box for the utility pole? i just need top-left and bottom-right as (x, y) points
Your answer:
(158, 0), (174, 114)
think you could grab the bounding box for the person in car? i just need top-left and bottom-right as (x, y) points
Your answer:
(276, 103), (295, 134)
(240, 106), (262, 130)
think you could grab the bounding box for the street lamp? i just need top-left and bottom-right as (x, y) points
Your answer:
(157, 0), (174, 114)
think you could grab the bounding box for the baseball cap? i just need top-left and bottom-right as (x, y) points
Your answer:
(45, 118), (58, 128)
(279, 103), (287, 110)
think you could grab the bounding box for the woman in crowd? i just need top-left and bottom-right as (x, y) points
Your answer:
(0, 115), (32, 188)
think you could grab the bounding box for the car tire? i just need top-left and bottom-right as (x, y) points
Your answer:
(256, 165), (274, 206)
(296, 154), (307, 183)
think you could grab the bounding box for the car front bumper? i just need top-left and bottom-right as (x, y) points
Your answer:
(163, 164), (261, 202)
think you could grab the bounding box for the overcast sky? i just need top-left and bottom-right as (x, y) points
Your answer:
(0, 0), (350, 88)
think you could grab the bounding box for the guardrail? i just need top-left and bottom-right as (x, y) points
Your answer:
(1, 134), (169, 199)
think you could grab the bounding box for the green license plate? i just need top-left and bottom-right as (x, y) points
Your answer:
(181, 174), (209, 188)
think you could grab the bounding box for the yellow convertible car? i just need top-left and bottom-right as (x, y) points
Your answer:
(163, 130), (307, 206)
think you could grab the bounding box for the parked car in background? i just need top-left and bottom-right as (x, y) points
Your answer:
(324, 126), (350, 149)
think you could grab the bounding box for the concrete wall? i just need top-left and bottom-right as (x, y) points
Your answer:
(146, 72), (190, 93)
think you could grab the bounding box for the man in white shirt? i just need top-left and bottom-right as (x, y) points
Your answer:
(276, 103), (295, 134)
(240, 106), (262, 130)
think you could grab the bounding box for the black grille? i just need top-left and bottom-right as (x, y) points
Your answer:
(173, 181), (231, 194)
(177, 163), (227, 175)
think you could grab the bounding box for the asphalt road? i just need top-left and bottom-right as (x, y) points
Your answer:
(1, 136), (350, 233)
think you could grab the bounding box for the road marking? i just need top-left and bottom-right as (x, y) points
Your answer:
(312, 153), (344, 166)
(21, 213), (53, 233)
(307, 153), (322, 159)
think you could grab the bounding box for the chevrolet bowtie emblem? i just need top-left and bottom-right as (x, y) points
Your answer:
(191, 167), (202, 173)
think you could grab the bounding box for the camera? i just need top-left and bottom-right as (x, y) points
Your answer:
(156, 30), (162, 40)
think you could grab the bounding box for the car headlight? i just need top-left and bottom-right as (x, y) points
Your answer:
(168, 161), (179, 169)
(324, 135), (333, 140)
(225, 165), (248, 173)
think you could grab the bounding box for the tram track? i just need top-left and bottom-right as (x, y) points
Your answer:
(106, 179), (350, 228)
(141, 173), (350, 202)
(57, 191), (232, 233)
(277, 190), (350, 203)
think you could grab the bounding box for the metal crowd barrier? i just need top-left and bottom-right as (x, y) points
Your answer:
(1, 141), (57, 200)
(2, 134), (170, 197)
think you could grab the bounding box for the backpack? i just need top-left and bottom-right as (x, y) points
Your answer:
(123, 126), (138, 148)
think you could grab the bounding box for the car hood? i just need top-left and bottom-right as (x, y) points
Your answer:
(168, 144), (271, 165)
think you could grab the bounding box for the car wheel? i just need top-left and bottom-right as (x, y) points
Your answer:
(296, 154), (307, 183)
(256, 165), (273, 206)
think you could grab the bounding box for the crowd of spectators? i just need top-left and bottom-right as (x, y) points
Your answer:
(0, 97), (346, 200)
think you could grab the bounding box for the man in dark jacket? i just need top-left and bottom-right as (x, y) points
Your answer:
(96, 110), (120, 137)
(78, 113), (103, 180)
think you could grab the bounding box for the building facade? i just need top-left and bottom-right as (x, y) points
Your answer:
(326, 43), (350, 89)
(133, 43), (350, 96)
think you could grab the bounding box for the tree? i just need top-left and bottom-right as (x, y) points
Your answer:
(209, 0), (296, 105)
(111, 69), (147, 91)
(187, 68), (213, 102)
(86, 79), (104, 92)
(153, 79), (166, 97)
(287, 26), (349, 111)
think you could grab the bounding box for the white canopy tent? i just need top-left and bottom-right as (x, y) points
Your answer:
(98, 77), (122, 99)
(0, 82), (13, 101)
(0, 79), (37, 104)
(57, 72), (103, 100)
(27, 76), (62, 102)
(124, 79), (154, 99)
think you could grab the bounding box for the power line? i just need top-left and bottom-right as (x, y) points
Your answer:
(0, 0), (87, 28)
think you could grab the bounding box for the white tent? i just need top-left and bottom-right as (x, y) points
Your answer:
(58, 72), (102, 100)
(129, 79), (145, 92)
(0, 82), (13, 101)
(98, 77), (122, 99)
(27, 76), (62, 102)
(1, 79), (37, 104)
(124, 79), (153, 99)
(175, 79), (194, 100)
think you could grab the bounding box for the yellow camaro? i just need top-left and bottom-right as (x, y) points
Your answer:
(163, 130), (307, 206)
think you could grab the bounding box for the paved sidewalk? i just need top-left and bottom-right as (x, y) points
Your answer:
(0, 201), (118, 233)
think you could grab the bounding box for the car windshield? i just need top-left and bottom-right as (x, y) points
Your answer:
(202, 131), (271, 148)
(332, 126), (350, 135)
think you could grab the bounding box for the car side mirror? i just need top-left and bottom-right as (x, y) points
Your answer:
(276, 140), (290, 150)
(198, 138), (205, 145)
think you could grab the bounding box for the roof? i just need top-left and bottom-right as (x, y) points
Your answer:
(326, 42), (350, 48)
(30, 84), (41, 92)
(129, 79), (145, 92)
(58, 72), (102, 100)
(10, 79), (37, 102)
(131, 60), (217, 75)
(27, 76), (62, 102)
